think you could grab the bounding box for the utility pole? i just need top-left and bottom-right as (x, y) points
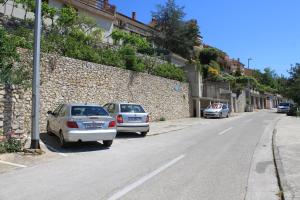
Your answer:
(30, 0), (42, 149)
(247, 58), (253, 109)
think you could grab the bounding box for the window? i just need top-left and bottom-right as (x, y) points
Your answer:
(71, 106), (109, 116)
(120, 104), (145, 113)
(58, 105), (67, 117)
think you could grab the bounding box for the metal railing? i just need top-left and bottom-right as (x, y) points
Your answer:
(77, 0), (116, 15)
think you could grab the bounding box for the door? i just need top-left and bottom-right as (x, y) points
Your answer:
(50, 104), (64, 134)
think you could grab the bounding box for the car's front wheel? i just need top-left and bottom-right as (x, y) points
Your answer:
(103, 140), (113, 147)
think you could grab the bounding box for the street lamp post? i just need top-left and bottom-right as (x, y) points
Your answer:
(247, 58), (252, 69)
(247, 58), (253, 109)
(30, 0), (42, 150)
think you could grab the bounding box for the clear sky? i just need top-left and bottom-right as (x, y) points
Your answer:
(110, 0), (300, 76)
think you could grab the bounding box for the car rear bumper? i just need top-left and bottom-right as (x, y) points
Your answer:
(117, 124), (150, 133)
(64, 129), (117, 142)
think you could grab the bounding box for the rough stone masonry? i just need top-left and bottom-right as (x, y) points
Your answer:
(0, 49), (191, 138)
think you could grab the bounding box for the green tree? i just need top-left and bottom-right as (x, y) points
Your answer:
(0, 28), (29, 85)
(152, 0), (200, 59)
(42, 2), (58, 26)
(285, 64), (300, 104)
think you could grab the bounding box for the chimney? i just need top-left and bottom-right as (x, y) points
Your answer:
(132, 12), (136, 20)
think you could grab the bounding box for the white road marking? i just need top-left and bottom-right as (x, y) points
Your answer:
(0, 160), (27, 168)
(107, 154), (186, 200)
(218, 127), (233, 136)
(40, 142), (68, 157)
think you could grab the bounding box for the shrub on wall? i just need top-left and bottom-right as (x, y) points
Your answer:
(153, 63), (186, 82)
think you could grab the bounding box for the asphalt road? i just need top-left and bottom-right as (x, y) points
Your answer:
(0, 111), (281, 200)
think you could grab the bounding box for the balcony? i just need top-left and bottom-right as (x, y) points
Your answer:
(77, 0), (116, 15)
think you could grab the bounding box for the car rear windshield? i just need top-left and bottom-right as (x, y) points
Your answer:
(120, 104), (145, 113)
(279, 103), (290, 107)
(71, 106), (109, 116)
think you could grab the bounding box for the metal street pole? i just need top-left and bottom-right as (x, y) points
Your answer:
(247, 58), (253, 108)
(30, 0), (42, 149)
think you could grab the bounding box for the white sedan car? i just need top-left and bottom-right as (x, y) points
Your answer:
(46, 104), (117, 148)
(203, 103), (230, 118)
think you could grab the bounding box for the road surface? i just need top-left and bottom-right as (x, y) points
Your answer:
(0, 111), (280, 200)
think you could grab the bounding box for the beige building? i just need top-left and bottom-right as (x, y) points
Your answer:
(48, 0), (116, 43)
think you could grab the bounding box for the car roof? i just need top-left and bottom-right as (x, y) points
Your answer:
(66, 103), (102, 107)
(107, 102), (142, 105)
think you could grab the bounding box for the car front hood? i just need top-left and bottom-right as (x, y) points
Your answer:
(204, 109), (221, 113)
(278, 106), (288, 109)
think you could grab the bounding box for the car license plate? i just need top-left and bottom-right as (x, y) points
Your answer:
(84, 122), (104, 129)
(128, 117), (141, 121)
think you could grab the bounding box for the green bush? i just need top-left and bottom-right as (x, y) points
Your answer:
(112, 29), (151, 50)
(153, 63), (186, 82)
(159, 117), (166, 121)
(99, 48), (125, 68)
(0, 138), (22, 153)
(118, 45), (137, 70)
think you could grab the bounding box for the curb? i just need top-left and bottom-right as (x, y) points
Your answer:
(272, 128), (285, 200)
(244, 115), (283, 200)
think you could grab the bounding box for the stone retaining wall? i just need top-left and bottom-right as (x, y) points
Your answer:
(0, 50), (191, 136)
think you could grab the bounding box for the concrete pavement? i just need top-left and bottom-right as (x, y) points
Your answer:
(0, 110), (282, 200)
(274, 116), (300, 200)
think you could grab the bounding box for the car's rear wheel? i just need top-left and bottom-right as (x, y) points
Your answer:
(46, 122), (54, 136)
(103, 140), (113, 147)
(59, 131), (68, 148)
(141, 132), (148, 137)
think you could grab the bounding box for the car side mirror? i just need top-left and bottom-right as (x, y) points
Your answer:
(47, 111), (53, 115)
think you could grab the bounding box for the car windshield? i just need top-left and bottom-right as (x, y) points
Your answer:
(120, 104), (145, 113)
(208, 104), (222, 109)
(71, 106), (109, 116)
(279, 103), (290, 107)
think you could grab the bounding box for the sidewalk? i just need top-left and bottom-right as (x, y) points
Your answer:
(274, 116), (300, 200)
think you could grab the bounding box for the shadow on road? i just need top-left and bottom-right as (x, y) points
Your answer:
(40, 133), (109, 154)
(116, 132), (144, 139)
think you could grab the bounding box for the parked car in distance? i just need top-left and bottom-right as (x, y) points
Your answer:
(286, 104), (299, 116)
(47, 103), (117, 148)
(277, 102), (292, 113)
(103, 103), (150, 137)
(203, 103), (230, 118)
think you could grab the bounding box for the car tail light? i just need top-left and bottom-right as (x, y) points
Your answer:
(108, 121), (116, 128)
(67, 121), (79, 128)
(146, 115), (149, 123)
(117, 115), (123, 123)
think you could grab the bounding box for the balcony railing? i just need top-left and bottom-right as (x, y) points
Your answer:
(77, 0), (116, 15)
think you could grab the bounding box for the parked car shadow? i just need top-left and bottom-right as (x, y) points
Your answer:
(39, 133), (109, 154)
(116, 132), (144, 139)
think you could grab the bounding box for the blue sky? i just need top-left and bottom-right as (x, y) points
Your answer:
(110, 0), (300, 76)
